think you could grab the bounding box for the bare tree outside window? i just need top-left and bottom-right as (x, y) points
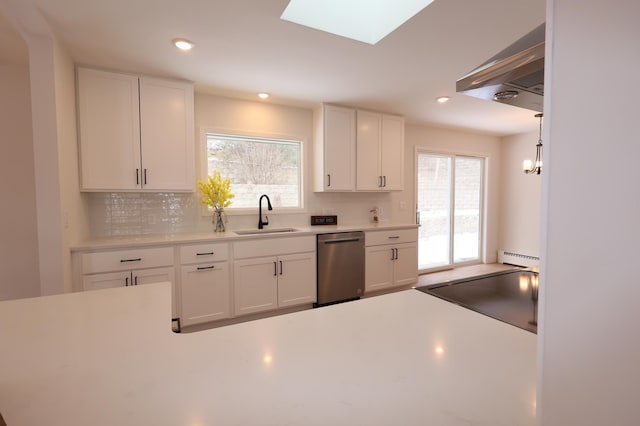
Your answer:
(206, 134), (302, 209)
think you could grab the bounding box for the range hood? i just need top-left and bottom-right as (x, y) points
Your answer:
(456, 23), (545, 112)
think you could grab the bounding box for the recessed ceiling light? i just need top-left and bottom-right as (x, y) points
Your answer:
(436, 96), (450, 103)
(173, 38), (194, 51)
(257, 92), (270, 99)
(281, 0), (435, 45)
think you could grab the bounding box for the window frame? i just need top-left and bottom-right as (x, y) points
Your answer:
(199, 127), (307, 216)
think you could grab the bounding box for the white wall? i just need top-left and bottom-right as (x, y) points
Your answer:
(538, 1), (640, 424)
(404, 125), (502, 263)
(54, 37), (89, 292)
(87, 94), (399, 235)
(0, 0), (87, 296)
(88, 94), (506, 239)
(0, 63), (40, 300)
(499, 131), (542, 257)
(195, 94), (398, 228)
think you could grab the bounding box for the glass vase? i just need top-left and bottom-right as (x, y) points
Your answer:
(213, 209), (226, 232)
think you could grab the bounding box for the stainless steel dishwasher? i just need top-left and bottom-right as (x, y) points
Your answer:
(316, 231), (365, 306)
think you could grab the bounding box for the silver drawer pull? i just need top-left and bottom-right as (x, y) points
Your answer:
(196, 252), (214, 256)
(197, 265), (215, 271)
(120, 258), (142, 263)
(324, 237), (361, 244)
(388, 236), (400, 239)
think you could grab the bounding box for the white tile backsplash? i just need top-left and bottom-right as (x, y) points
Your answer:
(88, 192), (206, 236)
(87, 190), (398, 237)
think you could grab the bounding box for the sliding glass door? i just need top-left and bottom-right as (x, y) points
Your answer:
(417, 152), (484, 271)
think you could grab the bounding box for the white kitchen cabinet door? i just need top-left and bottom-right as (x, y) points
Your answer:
(83, 267), (176, 315)
(134, 266), (177, 316)
(77, 68), (195, 192)
(234, 257), (278, 316)
(82, 270), (132, 291)
(356, 111), (404, 191)
(380, 114), (404, 191)
(365, 246), (395, 292)
(139, 77), (195, 191)
(356, 110), (382, 191)
(277, 252), (316, 308)
(314, 104), (356, 191)
(393, 243), (418, 286)
(77, 68), (141, 191)
(180, 262), (231, 327)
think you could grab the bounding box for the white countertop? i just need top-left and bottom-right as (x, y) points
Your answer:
(0, 283), (536, 425)
(70, 223), (418, 250)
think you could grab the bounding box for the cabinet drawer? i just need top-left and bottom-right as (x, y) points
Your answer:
(180, 243), (229, 264)
(81, 246), (174, 274)
(234, 236), (315, 259)
(365, 228), (417, 246)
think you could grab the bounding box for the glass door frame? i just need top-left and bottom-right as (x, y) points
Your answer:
(415, 148), (486, 274)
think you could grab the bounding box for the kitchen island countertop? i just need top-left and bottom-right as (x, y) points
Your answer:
(0, 282), (536, 425)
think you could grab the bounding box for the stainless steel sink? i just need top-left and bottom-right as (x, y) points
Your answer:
(234, 227), (301, 235)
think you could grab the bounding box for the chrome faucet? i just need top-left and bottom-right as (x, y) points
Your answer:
(258, 194), (272, 229)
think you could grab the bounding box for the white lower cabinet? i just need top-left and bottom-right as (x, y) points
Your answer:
(233, 236), (316, 316)
(82, 267), (175, 291)
(277, 253), (317, 308)
(80, 246), (177, 316)
(233, 257), (278, 315)
(180, 262), (231, 327)
(178, 242), (231, 327)
(365, 229), (418, 293)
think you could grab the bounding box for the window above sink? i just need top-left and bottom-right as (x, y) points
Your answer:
(203, 132), (305, 213)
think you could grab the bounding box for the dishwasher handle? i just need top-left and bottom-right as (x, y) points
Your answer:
(323, 237), (362, 244)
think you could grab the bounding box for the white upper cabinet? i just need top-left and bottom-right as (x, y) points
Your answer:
(314, 103), (404, 192)
(138, 77), (194, 191)
(77, 67), (195, 192)
(77, 68), (141, 190)
(313, 104), (356, 191)
(356, 111), (404, 191)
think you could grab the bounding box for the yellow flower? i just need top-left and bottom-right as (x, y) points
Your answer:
(197, 171), (234, 211)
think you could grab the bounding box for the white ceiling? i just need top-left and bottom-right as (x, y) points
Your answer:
(1, 0), (546, 136)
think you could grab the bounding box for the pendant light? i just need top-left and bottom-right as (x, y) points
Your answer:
(523, 113), (543, 175)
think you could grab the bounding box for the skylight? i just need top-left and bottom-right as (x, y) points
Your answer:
(280, 0), (434, 45)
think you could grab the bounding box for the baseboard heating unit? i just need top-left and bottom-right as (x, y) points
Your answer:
(498, 250), (540, 268)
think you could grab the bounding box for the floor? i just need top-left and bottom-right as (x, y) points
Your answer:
(415, 263), (518, 288)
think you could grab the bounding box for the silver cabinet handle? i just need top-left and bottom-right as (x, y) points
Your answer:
(136, 168), (140, 185)
(273, 261), (277, 276)
(388, 236), (400, 239)
(383, 175), (387, 187)
(143, 168), (148, 185)
(196, 252), (214, 256)
(125, 276), (129, 287)
(324, 237), (361, 244)
(120, 258), (142, 263)
(327, 174), (331, 187)
(279, 260), (283, 275)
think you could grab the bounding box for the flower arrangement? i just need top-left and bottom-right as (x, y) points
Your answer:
(197, 171), (234, 212)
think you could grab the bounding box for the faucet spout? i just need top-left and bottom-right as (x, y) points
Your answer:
(258, 194), (273, 229)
